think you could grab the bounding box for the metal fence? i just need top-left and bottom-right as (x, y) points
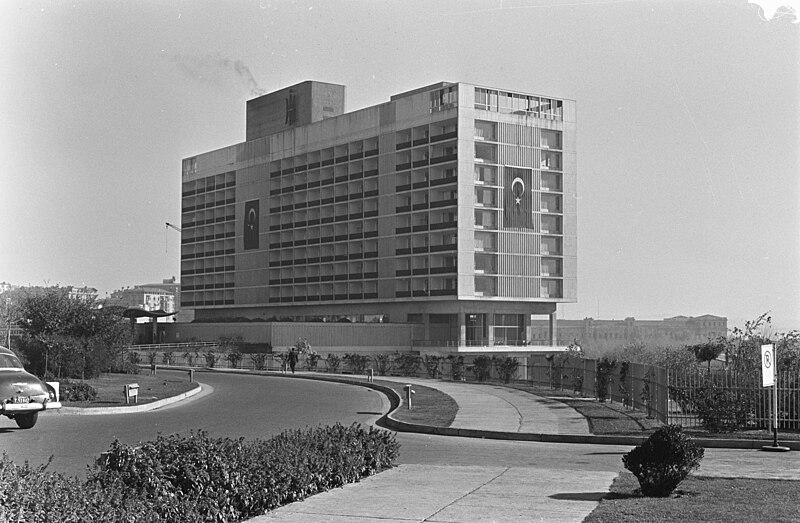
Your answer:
(523, 355), (668, 423)
(667, 368), (800, 430)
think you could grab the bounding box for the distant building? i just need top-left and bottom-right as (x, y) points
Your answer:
(530, 315), (728, 351)
(178, 80), (577, 352)
(67, 286), (98, 302)
(107, 278), (178, 321)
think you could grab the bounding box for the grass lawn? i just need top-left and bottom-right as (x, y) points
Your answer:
(585, 472), (800, 523)
(61, 371), (197, 408)
(374, 380), (458, 427)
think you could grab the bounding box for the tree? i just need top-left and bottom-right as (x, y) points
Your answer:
(0, 288), (25, 350)
(15, 286), (131, 379)
(686, 340), (725, 372)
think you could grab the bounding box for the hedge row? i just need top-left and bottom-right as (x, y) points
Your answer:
(0, 423), (399, 522)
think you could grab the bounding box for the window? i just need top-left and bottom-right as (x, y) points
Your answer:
(430, 86), (458, 112)
(474, 209), (497, 229)
(540, 129), (562, 149)
(540, 151), (562, 170)
(541, 279), (562, 298)
(474, 120), (497, 141)
(474, 276), (497, 297)
(540, 172), (561, 192)
(474, 231), (497, 252)
(475, 165), (498, 185)
(475, 253), (497, 274)
(475, 187), (497, 207)
(475, 143), (497, 163)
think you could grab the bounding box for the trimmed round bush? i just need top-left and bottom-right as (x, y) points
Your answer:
(60, 380), (98, 402)
(622, 424), (704, 497)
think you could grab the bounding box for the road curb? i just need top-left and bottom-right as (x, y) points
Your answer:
(55, 383), (202, 415)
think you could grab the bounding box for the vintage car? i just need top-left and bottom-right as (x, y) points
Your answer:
(0, 345), (61, 429)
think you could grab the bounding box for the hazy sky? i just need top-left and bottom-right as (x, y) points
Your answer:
(1, 0), (798, 330)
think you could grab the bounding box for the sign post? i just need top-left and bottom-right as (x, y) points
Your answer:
(760, 344), (789, 452)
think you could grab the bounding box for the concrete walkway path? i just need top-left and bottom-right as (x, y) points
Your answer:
(377, 376), (590, 435)
(253, 464), (617, 523)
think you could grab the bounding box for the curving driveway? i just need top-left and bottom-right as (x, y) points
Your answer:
(0, 370), (388, 477)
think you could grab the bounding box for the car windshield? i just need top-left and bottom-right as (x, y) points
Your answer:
(0, 354), (24, 370)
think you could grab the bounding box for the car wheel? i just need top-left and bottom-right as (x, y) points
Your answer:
(15, 412), (38, 429)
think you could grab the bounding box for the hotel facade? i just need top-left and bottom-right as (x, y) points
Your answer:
(179, 81), (576, 352)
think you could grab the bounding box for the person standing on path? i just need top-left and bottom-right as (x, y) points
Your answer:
(288, 348), (298, 374)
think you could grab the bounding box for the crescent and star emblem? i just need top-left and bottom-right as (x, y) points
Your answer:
(247, 208), (257, 231)
(511, 177), (525, 206)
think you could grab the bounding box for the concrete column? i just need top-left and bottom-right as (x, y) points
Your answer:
(422, 313), (430, 345)
(524, 314), (532, 345)
(487, 313), (495, 347)
(549, 310), (558, 346)
(458, 313), (466, 348)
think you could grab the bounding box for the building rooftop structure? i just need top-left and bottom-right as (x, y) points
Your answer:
(179, 80), (576, 352)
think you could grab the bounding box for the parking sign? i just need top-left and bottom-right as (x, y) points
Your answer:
(761, 344), (775, 387)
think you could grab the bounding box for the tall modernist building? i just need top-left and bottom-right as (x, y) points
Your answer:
(180, 81), (576, 349)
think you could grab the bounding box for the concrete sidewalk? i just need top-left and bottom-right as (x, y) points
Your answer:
(253, 464), (617, 523)
(249, 373), (800, 523)
(377, 376), (591, 436)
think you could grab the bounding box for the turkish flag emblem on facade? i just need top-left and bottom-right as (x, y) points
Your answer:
(244, 199), (260, 250)
(503, 167), (534, 229)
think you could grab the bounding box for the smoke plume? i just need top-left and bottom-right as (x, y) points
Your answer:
(172, 55), (267, 97)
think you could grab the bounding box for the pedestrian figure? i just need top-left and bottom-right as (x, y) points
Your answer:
(288, 348), (298, 374)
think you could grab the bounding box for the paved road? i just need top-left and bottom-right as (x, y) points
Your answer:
(0, 370), (387, 477)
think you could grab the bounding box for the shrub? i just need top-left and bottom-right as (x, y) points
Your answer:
(374, 354), (392, 376)
(90, 425), (398, 520)
(325, 354), (341, 373)
(1, 424), (399, 522)
(394, 353), (420, 377)
(596, 357), (616, 402)
(127, 351), (142, 366)
(250, 353), (267, 371)
(275, 352), (289, 371)
(226, 351), (242, 369)
(545, 353), (569, 389)
(59, 380), (98, 402)
(622, 424), (704, 497)
(146, 351), (157, 365)
(423, 355), (442, 378)
(0, 454), (162, 522)
(448, 355), (465, 381)
(493, 357), (519, 384)
(161, 352), (172, 365)
(343, 353), (370, 374)
(304, 350), (321, 371)
(472, 355), (492, 382)
(618, 361), (631, 405)
(691, 382), (751, 432)
(204, 352), (217, 368)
